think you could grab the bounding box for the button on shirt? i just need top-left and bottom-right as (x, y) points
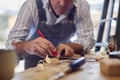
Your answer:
(6, 0), (95, 51)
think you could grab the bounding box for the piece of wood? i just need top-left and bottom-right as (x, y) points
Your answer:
(100, 59), (120, 76)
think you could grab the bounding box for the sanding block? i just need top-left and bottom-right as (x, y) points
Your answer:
(100, 59), (120, 76)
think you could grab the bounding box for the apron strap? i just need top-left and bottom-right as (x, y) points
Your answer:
(68, 5), (76, 21)
(36, 0), (47, 22)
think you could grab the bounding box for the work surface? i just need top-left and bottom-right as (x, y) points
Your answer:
(12, 52), (120, 80)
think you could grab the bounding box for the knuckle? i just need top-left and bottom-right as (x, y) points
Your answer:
(44, 46), (50, 51)
(34, 50), (39, 55)
(59, 43), (64, 47)
(71, 49), (74, 52)
(45, 41), (51, 45)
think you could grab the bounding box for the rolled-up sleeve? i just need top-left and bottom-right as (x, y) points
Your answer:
(6, 0), (35, 49)
(73, 0), (96, 51)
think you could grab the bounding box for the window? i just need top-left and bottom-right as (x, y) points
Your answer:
(0, 0), (26, 48)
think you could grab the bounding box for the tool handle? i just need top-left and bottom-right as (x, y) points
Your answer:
(69, 57), (86, 71)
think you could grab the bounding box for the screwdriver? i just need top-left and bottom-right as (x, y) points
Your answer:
(49, 57), (86, 80)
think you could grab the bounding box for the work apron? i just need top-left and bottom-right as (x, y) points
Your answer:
(24, 0), (76, 69)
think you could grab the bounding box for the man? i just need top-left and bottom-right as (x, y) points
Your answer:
(6, 0), (95, 69)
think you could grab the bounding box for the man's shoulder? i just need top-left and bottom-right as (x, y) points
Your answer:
(74, 0), (90, 22)
(22, 0), (37, 9)
(75, 0), (89, 7)
(23, 0), (36, 6)
(75, 0), (90, 12)
(27, 0), (36, 3)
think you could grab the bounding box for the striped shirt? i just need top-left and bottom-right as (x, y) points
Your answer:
(6, 0), (95, 51)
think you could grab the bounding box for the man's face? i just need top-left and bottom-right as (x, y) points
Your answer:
(50, 0), (74, 16)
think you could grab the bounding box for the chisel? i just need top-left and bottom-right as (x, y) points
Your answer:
(49, 57), (86, 80)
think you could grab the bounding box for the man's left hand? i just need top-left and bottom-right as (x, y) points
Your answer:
(56, 43), (74, 57)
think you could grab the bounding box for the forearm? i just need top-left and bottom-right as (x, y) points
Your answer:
(12, 42), (28, 59)
(73, 37), (95, 53)
(12, 38), (57, 58)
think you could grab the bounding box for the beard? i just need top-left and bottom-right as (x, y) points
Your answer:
(55, 5), (68, 14)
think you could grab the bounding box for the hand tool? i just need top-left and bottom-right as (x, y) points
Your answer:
(49, 57), (86, 80)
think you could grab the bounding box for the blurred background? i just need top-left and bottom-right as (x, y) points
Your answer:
(0, 0), (119, 72)
(0, 0), (26, 48)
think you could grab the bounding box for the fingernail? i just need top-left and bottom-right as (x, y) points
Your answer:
(53, 48), (56, 52)
(52, 51), (58, 57)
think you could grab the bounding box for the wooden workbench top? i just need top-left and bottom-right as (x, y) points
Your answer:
(12, 52), (120, 80)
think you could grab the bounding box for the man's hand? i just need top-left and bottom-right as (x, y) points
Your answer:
(56, 43), (74, 57)
(56, 43), (84, 57)
(13, 37), (56, 58)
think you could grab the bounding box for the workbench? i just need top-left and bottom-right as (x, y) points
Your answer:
(12, 52), (120, 80)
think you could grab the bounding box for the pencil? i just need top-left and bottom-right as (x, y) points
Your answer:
(36, 29), (58, 57)
(36, 29), (45, 38)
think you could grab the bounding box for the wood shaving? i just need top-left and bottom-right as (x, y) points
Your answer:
(45, 55), (51, 64)
(37, 55), (51, 71)
(37, 64), (44, 71)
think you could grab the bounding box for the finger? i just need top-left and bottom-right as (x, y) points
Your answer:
(65, 48), (74, 57)
(63, 45), (74, 57)
(34, 45), (48, 58)
(41, 38), (56, 51)
(34, 38), (53, 56)
(34, 50), (46, 58)
(36, 41), (54, 56)
(57, 47), (64, 57)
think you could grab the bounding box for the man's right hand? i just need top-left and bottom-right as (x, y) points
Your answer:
(13, 37), (56, 58)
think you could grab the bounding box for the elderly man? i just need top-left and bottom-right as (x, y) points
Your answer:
(6, 0), (95, 69)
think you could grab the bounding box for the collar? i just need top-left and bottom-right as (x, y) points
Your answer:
(42, 0), (49, 9)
